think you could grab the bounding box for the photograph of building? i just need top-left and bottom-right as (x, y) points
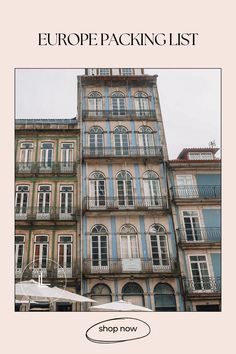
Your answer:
(15, 68), (221, 311)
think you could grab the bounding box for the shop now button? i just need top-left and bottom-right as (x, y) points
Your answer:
(86, 317), (151, 344)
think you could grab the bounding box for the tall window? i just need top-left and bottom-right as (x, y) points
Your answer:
(189, 255), (211, 291)
(40, 142), (54, 170)
(176, 175), (195, 198)
(37, 185), (51, 218)
(91, 225), (108, 269)
(88, 91), (102, 116)
(149, 224), (170, 269)
(58, 235), (72, 277)
(114, 126), (129, 156)
(122, 282), (144, 306)
(91, 284), (112, 305)
(143, 171), (162, 206)
(89, 172), (106, 207)
(61, 143), (74, 171)
(120, 224), (139, 259)
(117, 171), (134, 207)
(183, 211), (202, 241)
(15, 235), (25, 275)
(89, 127), (104, 156)
(138, 126), (154, 155)
(60, 185), (73, 218)
(154, 283), (176, 311)
(121, 68), (133, 75)
(33, 235), (48, 272)
(15, 185), (29, 218)
(135, 92), (149, 116)
(19, 142), (33, 170)
(112, 92), (125, 116)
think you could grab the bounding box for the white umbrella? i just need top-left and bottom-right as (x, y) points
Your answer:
(89, 299), (152, 312)
(15, 280), (95, 303)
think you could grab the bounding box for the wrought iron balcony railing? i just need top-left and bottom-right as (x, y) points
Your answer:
(83, 196), (168, 210)
(177, 227), (221, 243)
(183, 277), (221, 294)
(171, 185), (221, 199)
(83, 146), (163, 159)
(16, 264), (79, 279)
(15, 162), (77, 174)
(82, 109), (156, 119)
(15, 207), (79, 220)
(82, 257), (178, 274)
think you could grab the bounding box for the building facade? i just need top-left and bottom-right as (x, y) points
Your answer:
(15, 69), (221, 311)
(168, 148), (221, 311)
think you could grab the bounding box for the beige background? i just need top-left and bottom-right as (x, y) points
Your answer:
(0, 0), (234, 352)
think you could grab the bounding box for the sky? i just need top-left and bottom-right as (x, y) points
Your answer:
(15, 68), (220, 159)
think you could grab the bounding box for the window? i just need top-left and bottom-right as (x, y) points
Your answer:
(121, 68), (133, 75)
(89, 172), (106, 208)
(15, 185), (29, 218)
(176, 175), (196, 198)
(143, 171), (162, 206)
(89, 127), (104, 156)
(120, 225), (139, 259)
(33, 235), (48, 271)
(61, 143), (74, 171)
(196, 304), (220, 311)
(112, 92), (126, 116)
(15, 235), (25, 273)
(122, 282), (144, 307)
(40, 143), (54, 169)
(189, 255), (211, 291)
(60, 186), (73, 218)
(19, 142), (33, 170)
(58, 235), (72, 277)
(138, 126), (155, 155)
(149, 224), (170, 269)
(183, 211), (202, 241)
(134, 92), (149, 116)
(88, 91), (102, 116)
(37, 185), (51, 218)
(98, 68), (110, 76)
(188, 152), (213, 160)
(91, 225), (108, 269)
(91, 284), (112, 305)
(114, 126), (129, 156)
(116, 171), (134, 207)
(154, 283), (176, 311)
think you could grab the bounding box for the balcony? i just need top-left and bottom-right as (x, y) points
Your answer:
(83, 196), (168, 211)
(178, 227), (221, 246)
(15, 207), (79, 221)
(83, 146), (163, 160)
(183, 277), (221, 296)
(171, 185), (221, 201)
(83, 257), (178, 275)
(16, 264), (79, 280)
(15, 162), (77, 175)
(82, 109), (156, 119)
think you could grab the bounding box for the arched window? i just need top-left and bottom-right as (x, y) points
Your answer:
(91, 284), (112, 305)
(138, 126), (155, 155)
(135, 92), (149, 116)
(89, 172), (106, 207)
(122, 282), (144, 306)
(89, 127), (104, 156)
(112, 92), (125, 116)
(91, 225), (108, 269)
(143, 171), (162, 206)
(116, 171), (134, 207)
(149, 224), (170, 269)
(154, 283), (176, 311)
(88, 91), (102, 116)
(120, 224), (139, 259)
(114, 126), (129, 156)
